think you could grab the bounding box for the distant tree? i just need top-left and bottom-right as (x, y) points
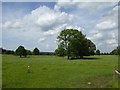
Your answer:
(6, 50), (14, 54)
(101, 53), (104, 55)
(102, 52), (110, 55)
(33, 48), (40, 55)
(117, 46), (120, 56)
(110, 46), (120, 55)
(40, 52), (55, 55)
(2, 48), (6, 54)
(0, 48), (2, 54)
(1, 48), (14, 54)
(110, 49), (117, 55)
(96, 49), (100, 55)
(15, 46), (27, 57)
(27, 50), (32, 55)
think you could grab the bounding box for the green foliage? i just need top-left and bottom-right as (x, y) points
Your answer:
(0, 48), (14, 54)
(33, 48), (40, 55)
(0, 48), (1, 54)
(110, 46), (120, 55)
(101, 52), (110, 55)
(55, 42), (66, 56)
(15, 46), (27, 57)
(26, 50), (32, 55)
(40, 52), (55, 55)
(87, 39), (96, 55)
(56, 29), (96, 59)
(96, 49), (100, 55)
(117, 46), (120, 55)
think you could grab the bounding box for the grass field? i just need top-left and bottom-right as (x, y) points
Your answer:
(0, 54), (2, 89)
(2, 55), (118, 88)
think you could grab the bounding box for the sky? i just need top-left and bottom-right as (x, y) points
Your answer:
(2, 1), (119, 52)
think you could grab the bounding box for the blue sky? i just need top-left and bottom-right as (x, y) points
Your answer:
(2, 1), (119, 52)
(2, 2), (56, 21)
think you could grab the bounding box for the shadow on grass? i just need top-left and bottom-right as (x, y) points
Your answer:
(69, 57), (100, 60)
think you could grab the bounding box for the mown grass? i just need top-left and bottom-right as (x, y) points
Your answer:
(0, 54), (2, 89)
(2, 55), (118, 88)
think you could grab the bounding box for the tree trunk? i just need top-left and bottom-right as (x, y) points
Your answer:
(80, 56), (83, 59)
(20, 55), (21, 58)
(67, 55), (70, 59)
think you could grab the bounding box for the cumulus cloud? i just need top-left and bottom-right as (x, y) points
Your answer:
(2, 2), (118, 52)
(55, 0), (117, 12)
(38, 38), (46, 43)
(46, 44), (50, 48)
(2, 21), (22, 29)
(2, 0), (120, 2)
(89, 5), (118, 52)
(23, 6), (74, 32)
(2, 5), (84, 51)
(96, 20), (117, 30)
(3, 5), (76, 32)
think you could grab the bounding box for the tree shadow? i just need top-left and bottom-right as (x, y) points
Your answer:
(83, 57), (100, 60)
(69, 57), (100, 60)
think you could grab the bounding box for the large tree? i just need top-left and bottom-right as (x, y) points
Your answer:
(56, 29), (96, 59)
(33, 48), (40, 55)
(55, 42), (66, 56)
(87, 39), (96, 55)
(15, 46), (27, 57)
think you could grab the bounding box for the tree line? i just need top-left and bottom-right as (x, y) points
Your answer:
(0, 29), (119, 58)
(110, 46), (120, 55)
(1, 47), (118, 57)
(0, 47), (55, 57)
(0, 48), (14, 55)
(94, 46), (120, 55)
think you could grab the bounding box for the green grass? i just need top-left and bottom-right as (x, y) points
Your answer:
(2, 55), (118, 88)
(0, 54), (2, 89)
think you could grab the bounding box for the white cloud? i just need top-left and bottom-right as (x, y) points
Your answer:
(54, 4), (61, 11)
(56, 0), (117, 12)
(89, 5), (118, 52)
(2, 6), (74, 38)
(43, 29), (60, 36)
(77, 2), (116, 11)
(2, 21), (11, 28)
(38, 38), (46, 43)
(2, 2), (118, 52)
(46, 44), (50, 48)
(3, 5), (76, 32)
(96, 20), (117, 30)
(2, 5), (84, 51)
(2, 0), (119, 2)
(23, 6), (74, 32)
(3, 20), (22, 29)
(57, 0), (119, 2)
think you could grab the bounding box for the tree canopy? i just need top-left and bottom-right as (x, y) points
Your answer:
(110, 46), (120, 55)
(0, 48), (14, 54)
(15, 46), (27, 57)
(96, 49), (100, 55)
(55, 29), (96, 59)
(55, 42), (66, 56)
(33, 48), (40, 55)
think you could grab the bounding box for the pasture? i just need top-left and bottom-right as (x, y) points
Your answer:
(2, 55), (118, 88)
(0, 54), (2, 89)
